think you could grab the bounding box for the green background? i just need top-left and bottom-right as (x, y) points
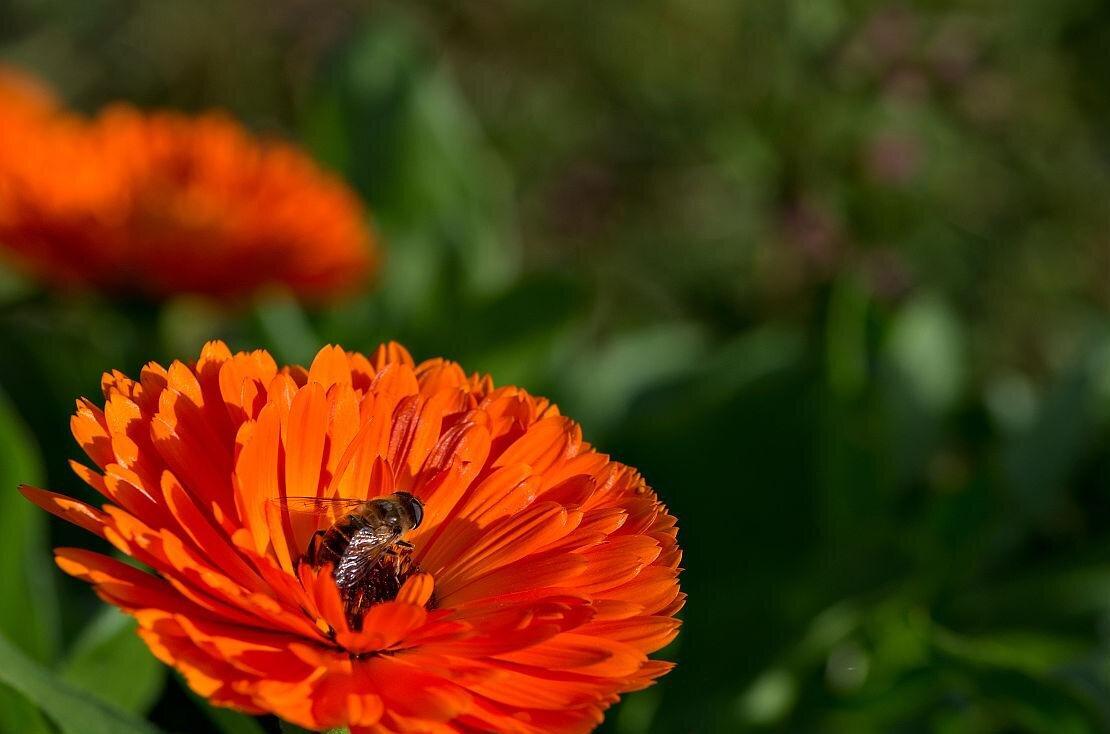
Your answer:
(1, 1), (1110, 732)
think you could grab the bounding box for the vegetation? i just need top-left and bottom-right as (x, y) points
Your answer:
(1, 1), (1109, 731)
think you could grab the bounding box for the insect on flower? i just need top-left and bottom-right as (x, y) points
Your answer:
(22, 341), (684, 733)
(271, 492), (426, 630)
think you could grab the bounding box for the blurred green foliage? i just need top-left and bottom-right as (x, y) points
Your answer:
(2, 0), (1110, 732)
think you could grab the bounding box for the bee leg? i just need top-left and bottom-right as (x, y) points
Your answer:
(382, 540), (413, 560)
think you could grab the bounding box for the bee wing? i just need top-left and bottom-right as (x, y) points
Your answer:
(334, 523), (402, 590)
(267, 496), (367, 518)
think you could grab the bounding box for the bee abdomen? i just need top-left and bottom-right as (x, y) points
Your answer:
(313, 516), (362, 565)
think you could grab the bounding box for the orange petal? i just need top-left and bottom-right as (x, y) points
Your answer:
(329, 420), (393, 501)
(493, 634), (646, 678)
(308, 345), (353, 389)
(151, 387), (234, 520)
(283, 382), (328, 497)
(218, 351), (277, 427)
(395, 573), (435, 606)
(430, 502), (581, 595)
(324, 383), (362, 482)
(493, 415), (583, 474)
(438, 550), (586, 608)
(55, 547), (192, 613)
(233, 404), (282, 556)
(71, 398), (113, 468)
(337, 602), (428, 654)
(370, 342), (415, 371)
(161, 472), (265, 593)
(20, 485), (108, 538)
(578, 617), (681, 653)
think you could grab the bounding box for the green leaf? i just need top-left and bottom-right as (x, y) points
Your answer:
(0, 631), (165, 734)
(1002, 336), (1103, 519)
(59, 607), (166, 715)
(0, 686), (53, 734)
(446, 273), (588, 389)
(0, 386), (54, 660)
(936, 654), (1097, 734)
(933, 626), (1087, 676)
(613, 688), (663, 734)
(0, 387), (58, 733)
(558, 322), (708, 436)
(184, 687), (267, 734)
(302, 8), (519, 323)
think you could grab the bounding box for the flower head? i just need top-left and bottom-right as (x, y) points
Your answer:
(24, 342), (683, 733)
(0, 66), (375, 299)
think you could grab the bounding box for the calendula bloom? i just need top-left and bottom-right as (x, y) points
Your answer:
(23, 342), (683, 733)
(0, 66), (374, 299)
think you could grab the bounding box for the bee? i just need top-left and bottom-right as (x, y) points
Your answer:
(268, 491), (425, 629)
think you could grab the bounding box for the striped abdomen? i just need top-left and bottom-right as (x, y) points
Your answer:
(308, 514), (367, 568)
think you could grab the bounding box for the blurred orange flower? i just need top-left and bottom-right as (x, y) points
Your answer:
(23, 341), (683, 733)
(0, 66), (375, 299)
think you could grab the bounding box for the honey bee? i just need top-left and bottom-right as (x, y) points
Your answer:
(268, 491), (425, 629)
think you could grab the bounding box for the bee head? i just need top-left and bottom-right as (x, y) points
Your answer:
(394, 491), (424, 531)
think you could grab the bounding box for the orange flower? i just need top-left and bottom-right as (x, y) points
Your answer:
(23, 342), (683, 733)
(0, 66), (374, 299)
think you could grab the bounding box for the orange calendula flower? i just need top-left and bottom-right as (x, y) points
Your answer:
(23, 342), (683, 733)
(0, 66), (374, 299)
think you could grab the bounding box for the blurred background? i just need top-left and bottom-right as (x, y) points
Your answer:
(1, 1), (1110, 732)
